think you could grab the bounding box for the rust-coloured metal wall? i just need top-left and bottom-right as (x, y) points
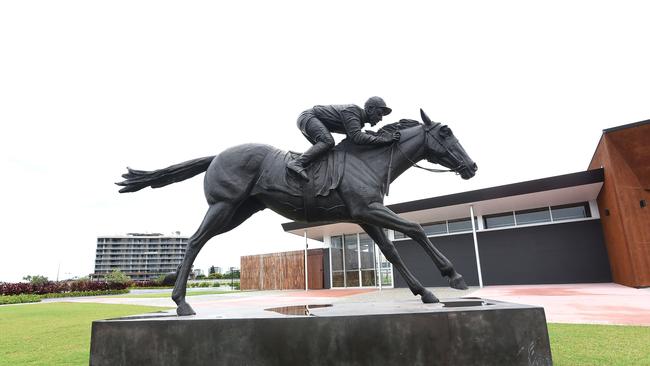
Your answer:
(241, 249), (324, 290)
(589, 120), (650, 287)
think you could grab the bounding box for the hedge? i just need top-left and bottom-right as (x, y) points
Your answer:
(0, 280), (128, 296)
(129, 281), (169, 288)
(40, 289), (129, 298)
(188, 282), (220, 288)
(0, 294), (42, 305)
(0, 289), (131, 305)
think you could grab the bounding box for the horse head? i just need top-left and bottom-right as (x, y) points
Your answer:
(420, 109), (478, 180)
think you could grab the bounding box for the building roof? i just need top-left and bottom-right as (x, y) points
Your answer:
(282, 169), (604, 240)
(602, 119), (650, 134)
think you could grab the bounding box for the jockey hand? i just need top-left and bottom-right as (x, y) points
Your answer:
(392, 132), (401, 141)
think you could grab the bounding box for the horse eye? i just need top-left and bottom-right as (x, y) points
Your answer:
(440, 126), (452, 137)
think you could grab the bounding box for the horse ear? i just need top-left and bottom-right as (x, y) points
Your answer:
(420, 108), (433, 126)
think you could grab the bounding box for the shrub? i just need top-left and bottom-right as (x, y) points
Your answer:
(0, 294), (42, 305)
(104, 270), (131, 285)
(0, 282), (33, 296)
(23, 275), (49, 285)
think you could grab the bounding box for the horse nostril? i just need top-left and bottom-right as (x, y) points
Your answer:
(472, 163), (478, 171)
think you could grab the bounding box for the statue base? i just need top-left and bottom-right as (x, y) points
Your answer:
(90, 298), (552, 366)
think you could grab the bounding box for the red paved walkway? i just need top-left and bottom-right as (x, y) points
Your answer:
(472, 283), (650, 326)
(282, 289), (376, 298)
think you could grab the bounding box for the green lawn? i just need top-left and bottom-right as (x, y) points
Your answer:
(107, 290), (233, 298)
(2, 304), (649, 366)
(548, 323), (650, 366)
(0, 302), (168, 365)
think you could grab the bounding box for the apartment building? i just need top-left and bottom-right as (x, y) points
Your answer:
(93, 232), (188, 281)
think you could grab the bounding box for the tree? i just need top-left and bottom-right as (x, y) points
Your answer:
(208, 266), (216, 275)
(224, 268), (240, 279)
(23, 275), (49, 285)
(105, 270), (131, 284)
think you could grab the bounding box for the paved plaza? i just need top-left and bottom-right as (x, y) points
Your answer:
(49, 282), (650, 326)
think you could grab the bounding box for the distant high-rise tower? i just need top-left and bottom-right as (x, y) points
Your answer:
(93, 232), (188, 281)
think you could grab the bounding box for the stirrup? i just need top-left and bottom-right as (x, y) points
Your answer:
(287, 161), (309, 181)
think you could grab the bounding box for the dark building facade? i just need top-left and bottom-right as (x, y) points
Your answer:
(283, 169), (612, 289)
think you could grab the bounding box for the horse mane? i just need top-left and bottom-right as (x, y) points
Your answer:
(337, 119), (422, 152)
(371, 119), (421, 137)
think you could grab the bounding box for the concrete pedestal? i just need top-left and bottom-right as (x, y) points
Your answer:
(90, 298), (552, 366)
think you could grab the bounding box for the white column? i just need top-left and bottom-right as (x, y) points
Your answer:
(375, 243), (382, 291)
(470, 205), (484, 288)
(589, 200), (601, 219)
(356, 233), (362, 288)
(304, 231), (308, 291)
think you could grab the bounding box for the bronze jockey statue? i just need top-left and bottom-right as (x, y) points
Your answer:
(287, 96), (400, 180)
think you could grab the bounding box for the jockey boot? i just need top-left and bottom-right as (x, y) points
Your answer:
(287, 141), (332, 181)
(287, 159), (309, 181)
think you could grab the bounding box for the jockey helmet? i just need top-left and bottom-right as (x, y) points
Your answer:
(364, 96), (392, 116)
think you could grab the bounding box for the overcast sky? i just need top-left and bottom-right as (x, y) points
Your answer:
(1, 1), (648, 282)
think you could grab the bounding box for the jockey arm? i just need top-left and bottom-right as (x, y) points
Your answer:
(341, 108), (393, 145)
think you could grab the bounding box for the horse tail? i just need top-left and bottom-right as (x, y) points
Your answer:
(116, 156), (216, 193)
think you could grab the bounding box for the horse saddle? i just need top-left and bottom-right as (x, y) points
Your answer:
(254, 148), (346, 198)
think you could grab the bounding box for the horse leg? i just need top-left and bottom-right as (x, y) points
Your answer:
(172, 201), (237, 316)
(357, 202), (468, 291)
(171, 198), (265, 315)
(360, 224), (439, 303)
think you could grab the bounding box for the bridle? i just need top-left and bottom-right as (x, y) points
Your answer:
(385, 123), (464, 195)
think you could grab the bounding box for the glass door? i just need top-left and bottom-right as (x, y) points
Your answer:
(330, 233), (393, 288)
(359, 234), (376, 287)
(344, 234), (360, 287)
(330, 236), (345, 287)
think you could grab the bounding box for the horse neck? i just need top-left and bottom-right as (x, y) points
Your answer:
(388, 125), (427, 183)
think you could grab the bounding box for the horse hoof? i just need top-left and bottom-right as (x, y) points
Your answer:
(449, 273), (469, 290)
(176, 302), (196, 316)
(420, 291), (439, 304)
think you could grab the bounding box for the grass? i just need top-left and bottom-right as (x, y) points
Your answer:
(548, 323), (650, 366)
(0, 302), (168, 366)
(2, 303), (649, 365)
(107, 290), (234, 298)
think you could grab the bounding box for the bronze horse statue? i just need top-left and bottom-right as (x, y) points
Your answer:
(117, 109), (478, 316)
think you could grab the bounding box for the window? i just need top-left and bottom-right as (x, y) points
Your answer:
(448, 217), (477, 233)
(344, 234), (360, 287)
(422, 221), (448, 236)
(359, 234), (375, 286)
(551, 202), (590, 221)
(515, 208), (551, 225)
(484, 212), (515, 229)
(331, 236), (344, 287)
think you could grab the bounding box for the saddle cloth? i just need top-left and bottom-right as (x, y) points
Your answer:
(254, 148), (346, 198)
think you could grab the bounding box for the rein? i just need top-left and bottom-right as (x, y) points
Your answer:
(395, 143), (460, 173)
(384, 126), (462, 196)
